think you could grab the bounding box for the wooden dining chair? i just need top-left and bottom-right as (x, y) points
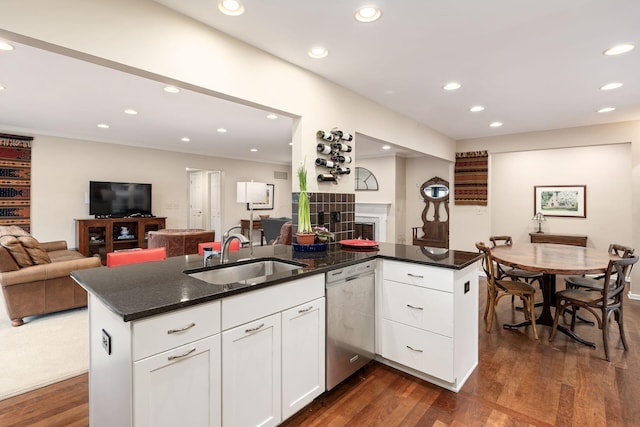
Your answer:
(490, 235), (543, 310)
(565, 243), (635, 291)
(476, 242), (538, 339)
(550, 254), (639, 361)
(490, 236), (544, 285)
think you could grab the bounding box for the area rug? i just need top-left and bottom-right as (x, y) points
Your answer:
(0, 291), (88, 400)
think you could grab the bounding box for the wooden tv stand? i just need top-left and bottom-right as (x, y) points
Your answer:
(529, 232), (587, 247)
(76, 217), (166, 264)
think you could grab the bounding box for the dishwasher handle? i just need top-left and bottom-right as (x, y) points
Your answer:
(326, 270), (374, 287)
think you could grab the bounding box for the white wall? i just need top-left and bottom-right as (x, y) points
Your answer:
(394, 157), (407, 244)
(28, 133), (291, 246)
(490, 144), (631, 248)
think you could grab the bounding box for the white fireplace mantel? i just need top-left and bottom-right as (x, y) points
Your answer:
(355, 203), (390, 242)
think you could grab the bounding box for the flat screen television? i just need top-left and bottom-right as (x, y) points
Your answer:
(89, 181), (152, 217)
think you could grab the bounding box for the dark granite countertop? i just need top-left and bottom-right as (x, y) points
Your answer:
(71, 242), (481, 322)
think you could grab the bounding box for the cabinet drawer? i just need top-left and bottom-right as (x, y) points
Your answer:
(380, 319), (454, 382)
(383, 260), (454, 292)
(382, 280), (453, 337)
(132, 300), (221, 361)
(222, 274), (324, 330)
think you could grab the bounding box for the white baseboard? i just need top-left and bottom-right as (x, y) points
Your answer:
(628, 291), (640, 300)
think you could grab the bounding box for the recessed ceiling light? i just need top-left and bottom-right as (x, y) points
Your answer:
(600, 82), (623, 91)
(266, 113), (278, 120)
(443, 82), (461, 91)
(181, 137), (190, 142)
(355, 6), (382, 23)
(250, 148), (258, 152)
(382, 145), (391, 150)
(0, 84), (5, 91)
(597, 107), (616, 113)
(308, 46), (328, 59)
(469, 105), (485, 112)
(218, 0), (245, 16)
(489, 122), (503, 128)
(604, 43), (635, 56)
(217, 128), (227, 133)
(124, 109), (138, 115)
(288, 142), (293, 146)
(163, 86), (180, 93)
(0, 41), (14, 51)
(97, 123), (110, 129)
(385, 89), (396, 95)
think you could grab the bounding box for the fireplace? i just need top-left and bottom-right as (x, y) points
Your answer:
(355, 203), (389, 242)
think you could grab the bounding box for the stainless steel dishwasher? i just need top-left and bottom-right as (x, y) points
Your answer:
(325, 260), (376, 390)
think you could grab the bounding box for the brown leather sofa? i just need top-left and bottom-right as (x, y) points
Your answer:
(147, 229), (215, 257)
(0, 233), (102, 327)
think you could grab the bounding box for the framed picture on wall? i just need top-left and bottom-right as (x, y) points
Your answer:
(534, 185), (586, 218)
(248, 183), (274, 210)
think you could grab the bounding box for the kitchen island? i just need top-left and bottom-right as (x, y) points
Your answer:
(72, 242), (481, 427)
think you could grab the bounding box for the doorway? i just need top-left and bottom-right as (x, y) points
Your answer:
(188, 170), (223, 237)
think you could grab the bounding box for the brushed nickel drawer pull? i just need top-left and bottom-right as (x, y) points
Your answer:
(168, 348), (196, 361)
(167, 322), (196, 334)
(406, 304), (424, 310)
(406, 345), (423, 353)
(407, 273), (424, 279)
(298, 306), (314, 314)
(245, 323), (265, 333)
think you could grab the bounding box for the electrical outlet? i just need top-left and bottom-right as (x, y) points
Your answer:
(331, 211), (341, 223)
(102, 329), (112, 355)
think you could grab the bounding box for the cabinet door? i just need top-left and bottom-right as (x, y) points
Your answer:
(222, 313), (281, 427)
(133, 334), (221, 427)
(281, 297), (325, 421)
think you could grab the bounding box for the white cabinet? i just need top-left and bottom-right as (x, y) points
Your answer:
(220, 275), (325, 427)
(378, 259), (478, 392)
(87, 296), (221, 427)
(89, 274), (325, 427)
(133, 334), (221, 427)
(281, 298), (325, 420)
(222, 313), (281, 427)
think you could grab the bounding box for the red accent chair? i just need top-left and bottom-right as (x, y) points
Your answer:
(197, 241), (240, 256)
(106, 247), (167, 268)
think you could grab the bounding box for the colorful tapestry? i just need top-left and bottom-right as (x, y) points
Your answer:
(454, 150), (488, 206)
(0, 134), (33, 232)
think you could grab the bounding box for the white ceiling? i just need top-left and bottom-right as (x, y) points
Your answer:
(1, 0), (639, 164)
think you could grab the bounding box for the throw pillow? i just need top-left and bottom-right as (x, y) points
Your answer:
(18, 236), (52, 265)
(0, 235), (34, 267)
(0, 225), (30, 238)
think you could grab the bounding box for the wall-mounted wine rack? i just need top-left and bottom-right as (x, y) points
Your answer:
(316, 128), (353, 183)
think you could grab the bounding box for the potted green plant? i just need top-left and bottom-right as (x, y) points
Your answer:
(296, 163), (315, 245)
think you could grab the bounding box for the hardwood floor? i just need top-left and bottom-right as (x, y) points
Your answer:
(2, 276), (640, 426)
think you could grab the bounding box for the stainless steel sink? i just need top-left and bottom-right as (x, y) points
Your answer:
(188, 258), (305, 285)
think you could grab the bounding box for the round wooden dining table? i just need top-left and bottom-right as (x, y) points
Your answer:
(490, 243), (615, 346)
